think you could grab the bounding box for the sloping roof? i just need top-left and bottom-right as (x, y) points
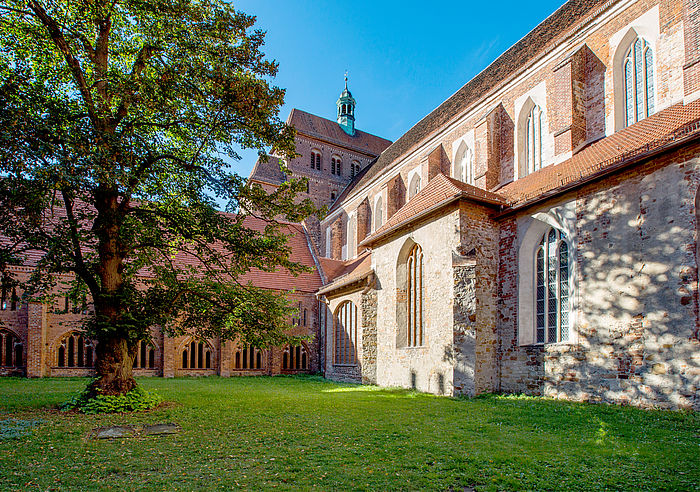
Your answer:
(361, 174), (506, 246)
(317, 250), (373, 296)
(236, 217), (323, 293)
(318, 257), (347, 283)
(333, 0), (613, 205)
(248, 155), (287, 186)
(288, 109), (392, 157)
(499, 100), (700, 206)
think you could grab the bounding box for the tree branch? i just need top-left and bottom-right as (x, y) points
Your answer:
(28, 0), (101, 129)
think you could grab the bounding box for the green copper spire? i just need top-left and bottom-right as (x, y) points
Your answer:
(336, 72), (356, 136)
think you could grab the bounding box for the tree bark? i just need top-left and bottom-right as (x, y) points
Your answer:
(89, 336), (136, 396)
(89, 187), (136, 397)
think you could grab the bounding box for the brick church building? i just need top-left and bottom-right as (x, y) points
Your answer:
(317, 0), (700, 410)
(2, 0), (699, 410)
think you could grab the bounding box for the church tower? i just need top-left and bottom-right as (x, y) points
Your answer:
(336, 74), (356, 136)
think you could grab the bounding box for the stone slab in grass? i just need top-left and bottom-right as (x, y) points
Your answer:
(90, 423), (180, 439)
(92, 426), (137, 439)
(142, 423), (180, 435)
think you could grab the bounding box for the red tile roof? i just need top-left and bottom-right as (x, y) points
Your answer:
(499, 100), (700, 207)
(288, 109), (392, 157)
(317, 250), (373, 296)
(361, 174), (506, 247)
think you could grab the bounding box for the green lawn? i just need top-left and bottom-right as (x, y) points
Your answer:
(0, 376), (697, 491)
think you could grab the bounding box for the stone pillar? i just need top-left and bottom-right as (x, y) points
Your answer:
(356, 198), (371, 252)
(549, 47), (587, 157)
(474, 104), (509, 190)
(219, 338), (231, 377)
(425, 144), (449, 182)
(386, 174), (406, 219)
(163, 335), (176, 377)
(683, 0), (700, 99)
(26, 302), (47, 378)
(330, 214), (346, 260)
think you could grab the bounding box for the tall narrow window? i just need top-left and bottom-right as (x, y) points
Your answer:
(311, 150), (322, 170)
(407, 244), (424, 347)
(453, 143), (473, 184)
(179, 339), (213, 369)
(233, 344), (265, 370)
(0, 330), (22, 367)
(408, 174), (421, 200)
(351, 160), (361, 178)
(55, 332), (95, 368)
(334, 301), (358, 365)
(133, 339), (156, 369)
(535, 228), (570, 344)
(282, 344), (309, 371)
(624, 38), (654, 127)
(331, 156), (342, 176)
(0, 275), (8, 311)
(374, 197), (383, 231)
(526, 105), (543, 175)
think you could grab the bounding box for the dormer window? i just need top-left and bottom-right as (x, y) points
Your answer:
(624, 37), (655, 127)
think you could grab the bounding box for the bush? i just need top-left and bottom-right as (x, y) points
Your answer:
(62, 385), (162, 414)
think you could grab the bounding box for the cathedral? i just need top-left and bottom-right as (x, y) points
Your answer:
(1, 0), (699, 410)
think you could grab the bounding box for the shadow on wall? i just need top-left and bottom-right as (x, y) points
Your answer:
(541, 174), (699, 409)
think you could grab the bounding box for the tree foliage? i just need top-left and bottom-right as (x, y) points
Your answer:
(0, 0), (315, 394)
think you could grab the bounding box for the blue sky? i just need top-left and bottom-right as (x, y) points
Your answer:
(232, 0), (566, 178)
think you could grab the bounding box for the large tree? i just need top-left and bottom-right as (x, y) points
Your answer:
(0, 0), (314, 395)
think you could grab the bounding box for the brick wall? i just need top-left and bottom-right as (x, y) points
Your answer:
(683, 0), (700, 97)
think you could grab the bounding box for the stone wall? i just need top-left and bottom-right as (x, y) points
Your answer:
(361, 290), (378, 385)
(452, 262), (476, 395)
(499, 145), (700, 409)
(372, 207), (461, 395)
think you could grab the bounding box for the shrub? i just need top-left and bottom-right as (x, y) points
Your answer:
(62, 385), (162, 414)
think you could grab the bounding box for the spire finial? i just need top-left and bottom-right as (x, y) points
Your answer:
(344, 70), (348, 90)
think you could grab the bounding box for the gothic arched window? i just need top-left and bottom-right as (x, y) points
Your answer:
(624, 37), (655, 127)
(453, 143), (473, 184)
(133, 339), (156, 369)
(0, 330), (22, 367)
(233, 345), (265, 370)
(407, 243), (424, 347)
(374, 196), (383, 231)
(282, 343), (309, 371)
(535, 228), (570, 344)
(408, 174), (421, 200)
(180, 339), (213, 369)
(334, 301), (358, 365)
(310, 150), (322, 170)
(56, 332), (95, 368)
(525, 104), (543, 176)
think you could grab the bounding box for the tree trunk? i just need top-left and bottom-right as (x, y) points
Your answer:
(89, 336), (136, 396)
(90, 186), (135, 397)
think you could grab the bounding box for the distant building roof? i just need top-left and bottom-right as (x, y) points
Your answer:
(288, 109), (392, 157)
(248, 155), (287, 186)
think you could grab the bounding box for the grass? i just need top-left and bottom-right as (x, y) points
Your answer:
(0, 376), (698, 491)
